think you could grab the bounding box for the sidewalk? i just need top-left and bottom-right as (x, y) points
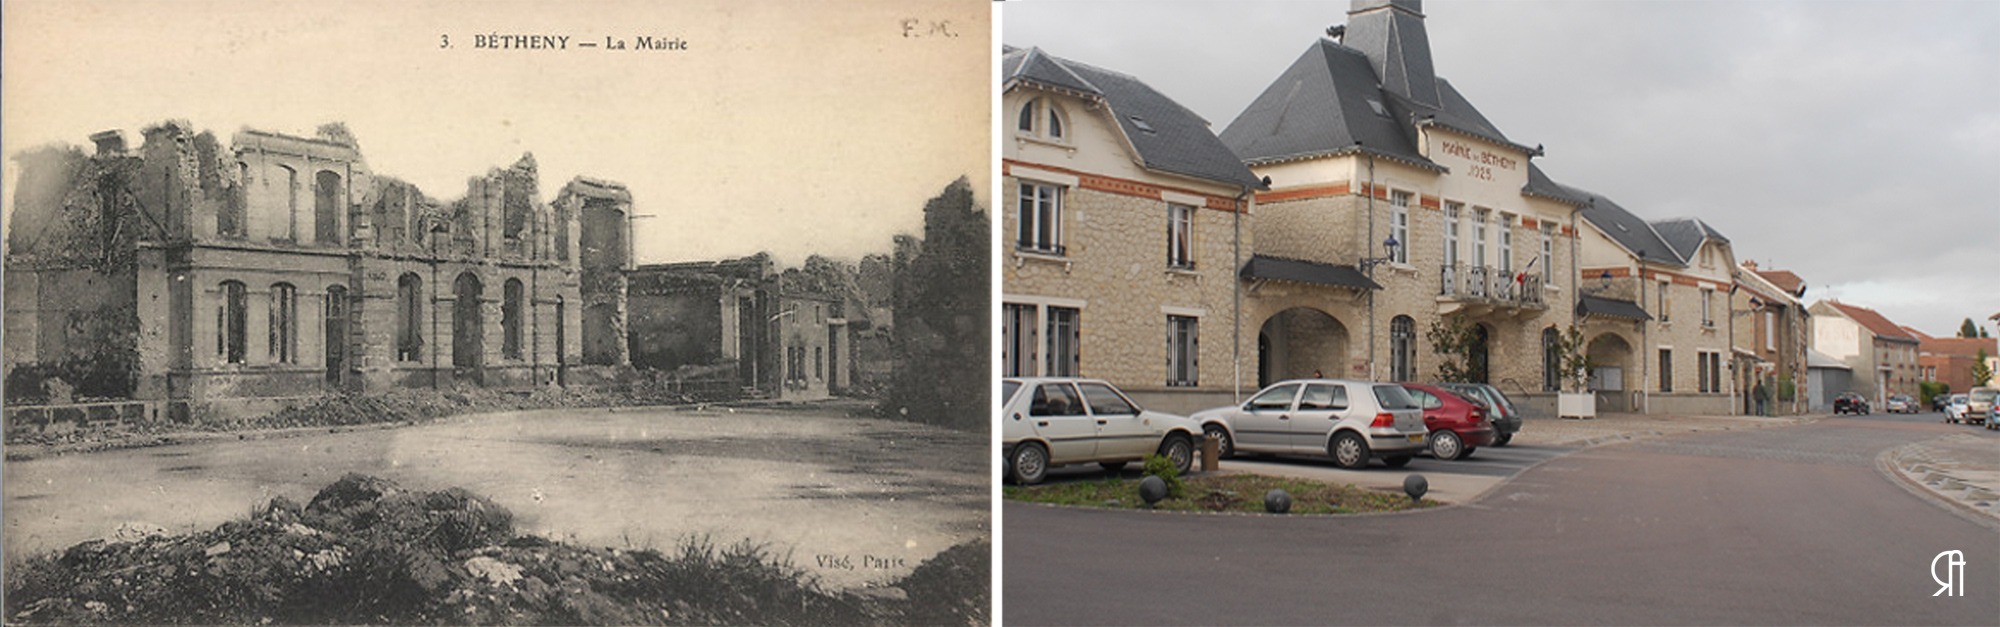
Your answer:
(1510, 411), (1822, 448)
(1882, 434), (2000, 528)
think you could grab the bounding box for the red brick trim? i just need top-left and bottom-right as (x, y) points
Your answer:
(1256, 183), (1351, 203)
(1003, 159), (1244, 212)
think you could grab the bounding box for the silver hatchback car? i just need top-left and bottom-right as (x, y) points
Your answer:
(1191, 379), (1428, 469)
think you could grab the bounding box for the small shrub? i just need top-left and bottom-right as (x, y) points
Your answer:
(1141, 455), (1185, 499)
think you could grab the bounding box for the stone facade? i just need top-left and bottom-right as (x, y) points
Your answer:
(1731, 262), (1812, 415)
(3, 122), (632, 410)
(1809, 300), (1920, 406)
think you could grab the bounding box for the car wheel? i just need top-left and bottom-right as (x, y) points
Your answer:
(1098, 461), (1127, 472)
(1010, 442), (1049, 485)
(1383, 455), (1412, 468)
(1430, 430), (1464, 461)
(1203, 424), (1235, 459)
(1495, 433), (1513, 447)
(1329, 431), (1369, 469)
(1158, 434), (1194, 475)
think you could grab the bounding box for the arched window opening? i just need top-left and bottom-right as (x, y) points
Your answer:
(396, 274), (424, 362)
(270, 283), (298, 363)
(218, 281), (247, 364)
(503, 279), (525, 360)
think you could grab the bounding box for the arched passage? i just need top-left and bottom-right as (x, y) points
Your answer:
(1586, 332), (1635, 392)
(1256, 307), (1349, 385)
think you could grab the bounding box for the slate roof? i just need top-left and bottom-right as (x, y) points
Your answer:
(1219, 38), (1531, 170)
(1821, 301), (1920, 344)
(1238, 255), (1381, 291)
(1561, 179), (1683, 267)
(1576, 295), (1653, 322)
(1650, 217), (1731, 263)
(1004, 46), (1263, 189)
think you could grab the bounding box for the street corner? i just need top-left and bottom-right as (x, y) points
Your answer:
(1880, 434), (2000, 528)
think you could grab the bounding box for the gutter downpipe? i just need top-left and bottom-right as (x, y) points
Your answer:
(1232, 182), (1256, 404)
(1365, 144), (1377, 381)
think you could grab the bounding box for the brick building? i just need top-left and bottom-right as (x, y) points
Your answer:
(1913, 332), (1996, 396)
(3, 122), (631, 415)
(1732, 261), (1812, 415)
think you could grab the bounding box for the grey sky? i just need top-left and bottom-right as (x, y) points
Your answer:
(1003, 0), (2000, 337)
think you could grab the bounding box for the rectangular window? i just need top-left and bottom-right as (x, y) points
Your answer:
(1390, 191), (1411, 264)
(1017, 182), (1064, 255)
(1539, 225), (1555, 286)
(1003, 303), (1037, 377)
(1498, 214), (1513, 273)
(1472, 209), (1489, 268)
(1659, 349), (1673, 393)
(220, 281), (247, 365)
(1046, 306), (1080, 377)
(1167, 315), (1198, 387)
(269, 284), (297, 364)
(1698, 351), (1711, 393)
(1659, 281), (1671, 323)
(1764, 311), (1776, 351)
(1443, 203), (1461, 268)
(1167, 203), (1194, 269)
(1700, 289), (1714, 327)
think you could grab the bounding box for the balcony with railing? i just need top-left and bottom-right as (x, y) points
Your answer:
(1438, 263), (1546, 316)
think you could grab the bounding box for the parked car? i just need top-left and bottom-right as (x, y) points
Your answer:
(1437, 382), (1522, 446)
(1944, 394), (1970, 423)
(1967, 387), (1997, 427)
(1001, 377), (1201, 485)
(1932, 394), (1952, 412)
(1192, 379), (1428, 469)
(1833, 392), (1869, 415)
(1402, 383), (1498, 461)
(1884, 394), (1917, 414)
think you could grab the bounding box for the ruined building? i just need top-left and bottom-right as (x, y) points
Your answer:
(3, 122), (633, 413)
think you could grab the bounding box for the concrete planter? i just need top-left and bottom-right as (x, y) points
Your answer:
(1558, 391), (1596, 419)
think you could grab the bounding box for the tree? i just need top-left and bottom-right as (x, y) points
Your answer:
(1546, 325), (1591, 392)
(1426, 315), (1484, 383)
(883, 177), (988, 430)
(1961, 318), (1981, 338)
(1974, 348), (1995, 387)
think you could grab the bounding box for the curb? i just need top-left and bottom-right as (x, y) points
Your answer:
(1875, 438), (2000, 533)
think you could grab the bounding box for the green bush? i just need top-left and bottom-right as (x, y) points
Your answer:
(1142, 455), (1185, 499)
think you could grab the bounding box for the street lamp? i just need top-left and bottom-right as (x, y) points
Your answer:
(1357, 236), (1400, 272)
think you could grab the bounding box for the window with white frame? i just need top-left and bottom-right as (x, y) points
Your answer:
(1391, 315), (1416, 382)
(1539, 224), (1555, 286)
(1017, 181), (1064, 255)
(1472, 209), (1489, 268)
(1700, 288), (1714, 327)
(1764, 311), (1776, 351)
(1443, 202), (1461, 268)
(1167, 315), (1198, 387)
(1498, 213), (1514, 274)
(1017, 98), (1037, 133)
(1659, 349), (1673, 392)
(1167, 203), (1194, 269)
(1003, 303), (1037, 377)
(1390, 191), (1411, 264)
(1046, 306), (1080, 377)
(1698, 351), (1713, 393)
(1658, 281), (1671, 323)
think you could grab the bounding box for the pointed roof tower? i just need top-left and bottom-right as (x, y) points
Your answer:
(1344, 0), (1441, 109)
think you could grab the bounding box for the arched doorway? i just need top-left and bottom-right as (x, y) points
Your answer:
(1256, 307), (1349, 384)
(1467, 323), (1491, 383)
(1586, 332), (1635, 410)
(453, 272), (484, 383)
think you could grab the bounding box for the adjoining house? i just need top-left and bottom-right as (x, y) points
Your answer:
(1000, 45), (1265, 415)
(1809, 300), (1920, 406)
(1806, 348), (1852, 412)
(1912, 330), (1997, 397)
(3, 122), (632, 418)
(625, 254), (869, 402)
(1732, 261), (1812, 415)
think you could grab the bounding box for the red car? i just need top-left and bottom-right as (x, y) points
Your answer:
(1401, 383), (1498, 461)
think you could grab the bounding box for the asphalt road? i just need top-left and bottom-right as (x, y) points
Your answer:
(1004, 414), (1999, 625)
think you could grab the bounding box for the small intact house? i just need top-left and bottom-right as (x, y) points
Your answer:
(1809, 300), (1920, 406)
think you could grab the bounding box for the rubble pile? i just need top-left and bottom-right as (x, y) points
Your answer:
(5, 474), (981, 625)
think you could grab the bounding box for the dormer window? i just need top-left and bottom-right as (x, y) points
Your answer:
(1016, 97), (1069, 142)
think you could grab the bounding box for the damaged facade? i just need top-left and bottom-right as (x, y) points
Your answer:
(3, 122), (633, 412)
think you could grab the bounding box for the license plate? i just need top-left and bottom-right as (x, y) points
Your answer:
(1407, 434), (1425, 443)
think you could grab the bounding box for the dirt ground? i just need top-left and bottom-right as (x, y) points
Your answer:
(3, 403), (988, 591)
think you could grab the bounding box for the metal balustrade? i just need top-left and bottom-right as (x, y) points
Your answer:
(1437, 263), (1546, 309)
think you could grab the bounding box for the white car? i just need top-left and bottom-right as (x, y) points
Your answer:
(1944, 394), (1970, 424)
(1191, 379), (1429, 469)
(1001, 377), (1201, 485)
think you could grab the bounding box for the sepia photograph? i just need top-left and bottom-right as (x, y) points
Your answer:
(2, 1), (990, 624)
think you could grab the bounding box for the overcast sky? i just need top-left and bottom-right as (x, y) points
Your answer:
(1004, 0), (2000, 338)
(1, 0), (989, 268)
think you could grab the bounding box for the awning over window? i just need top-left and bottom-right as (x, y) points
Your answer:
(1238, 255), (1380, 291)
(1575, 295), (1652, 321)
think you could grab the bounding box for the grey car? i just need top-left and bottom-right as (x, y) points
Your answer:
(1437, 382), (1522, 446)
(1190, 379), (1428, 469)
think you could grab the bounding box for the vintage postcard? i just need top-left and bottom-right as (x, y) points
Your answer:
(1, 1), (990, 624)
